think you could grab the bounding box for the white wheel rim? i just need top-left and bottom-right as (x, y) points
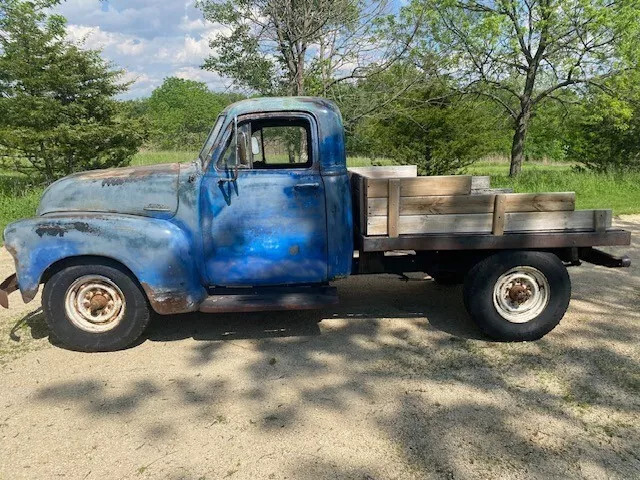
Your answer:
(65, 275), (126, 333)
(492, 266), (550, 324)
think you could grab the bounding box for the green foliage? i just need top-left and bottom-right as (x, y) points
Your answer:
(0, 0), (146, 182)
(524, 96), (580, 162)
(564, 77), (640, 172)
(145, 77), (243, 150)
(348, 67), (511, 175)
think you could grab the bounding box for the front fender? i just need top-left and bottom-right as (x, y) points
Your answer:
(3, 214), (207, 314)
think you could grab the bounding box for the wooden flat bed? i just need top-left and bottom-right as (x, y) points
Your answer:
(349, 166), (631, 253)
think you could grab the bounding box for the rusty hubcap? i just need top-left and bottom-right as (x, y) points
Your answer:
(493, 266), (550, 324)
(65, 275), (126, 333)
(508, 284), (532, 304)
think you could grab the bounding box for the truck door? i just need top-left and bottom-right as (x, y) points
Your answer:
(201, 112), (329, 286)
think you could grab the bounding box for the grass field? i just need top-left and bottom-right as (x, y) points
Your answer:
(2, 151), (639, 242)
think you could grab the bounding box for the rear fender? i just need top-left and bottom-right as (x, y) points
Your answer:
(3, 214), (207, 314)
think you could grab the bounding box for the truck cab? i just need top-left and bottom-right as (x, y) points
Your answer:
(1, 97), (631, 351)
(197, 97), (353, 287)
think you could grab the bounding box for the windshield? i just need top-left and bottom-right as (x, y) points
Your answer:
(198, 115), (225, 165)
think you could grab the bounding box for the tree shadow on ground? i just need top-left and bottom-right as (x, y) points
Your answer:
(25, 266), (640, 479)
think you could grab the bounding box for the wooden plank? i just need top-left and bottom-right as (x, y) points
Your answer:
(348, 165), (417, 178)
(593, 210), (611, 232)
(367, 175), (473, 198)
(387, 179), (400, 238)
(505, 192), (575, 212)
(360, 177), (368, 236)
(471, 176), (491, 191)
(367, 192), (576, 216)
(492, 194), (506, 235)
(366, 210), (610, 236)
(368, 194), (495, 216)
(361, 230), (631, 252)
(506, 210), (609, 232)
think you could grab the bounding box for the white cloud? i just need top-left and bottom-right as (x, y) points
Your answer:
(175, 67), (227, 91)
(66, 24), (146, 56)
(56, 0), (233, 99)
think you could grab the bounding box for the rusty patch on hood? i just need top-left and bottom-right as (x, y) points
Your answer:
(70, 163), (181, 187)
(35, 221), (99, 238)
(75, 163), (180, 181)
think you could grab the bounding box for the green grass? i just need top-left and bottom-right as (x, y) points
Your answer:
(1, 152), (638, 245)
(0, 172), (45, 240)
(130, 150), (196, 166)
(468, 162), (640, 215)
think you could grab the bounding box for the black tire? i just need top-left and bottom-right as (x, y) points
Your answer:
(42, 262), (151, 352)
(463, 251), (571, 341)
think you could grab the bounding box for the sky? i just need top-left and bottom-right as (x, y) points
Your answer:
(56, 0), (232, 99)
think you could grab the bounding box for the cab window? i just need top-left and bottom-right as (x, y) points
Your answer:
(217, 116), (312, 170)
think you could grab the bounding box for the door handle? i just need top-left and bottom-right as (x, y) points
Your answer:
(294, 182), (320, 190)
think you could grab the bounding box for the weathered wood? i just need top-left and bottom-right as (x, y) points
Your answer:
(593, 210), (611, 232)
(367, 175), (473, 198)
(472, 187), (514, 195)
(387, 179), (400, 238)
(366, 210), (610, 236)
(368, 195), (496, 216)
(348, 165), (417, 178)
(360, 229), (631, 252)
(506, 210), (610, 232)
(505, 192), (575, 212)
(367, 192), (576, 216)
(360, 177), (368, 236)
(470, 176), (491, 191)
(492, 194), (507, 235)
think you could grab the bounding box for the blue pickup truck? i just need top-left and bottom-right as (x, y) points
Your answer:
(0, 97), (631, 351)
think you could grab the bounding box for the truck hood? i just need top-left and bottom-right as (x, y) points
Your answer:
(37, 163), (182, 218)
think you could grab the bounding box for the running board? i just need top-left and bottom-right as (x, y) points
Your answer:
(198, 286), (338, 313)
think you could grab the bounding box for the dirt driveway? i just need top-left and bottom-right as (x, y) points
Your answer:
(0, 217), (638, 480)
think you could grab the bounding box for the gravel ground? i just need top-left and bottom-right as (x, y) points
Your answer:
(0, 216), (638, 480)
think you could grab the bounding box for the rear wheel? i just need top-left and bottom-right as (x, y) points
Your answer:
(43, 262), (151, 351)
(463, 251), (571, 341)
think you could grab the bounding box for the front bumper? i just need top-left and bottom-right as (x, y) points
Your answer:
(0, 273), (18, 309)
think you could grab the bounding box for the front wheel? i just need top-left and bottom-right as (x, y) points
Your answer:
(43, 262), (151, 351)
(463, 251), (571, 341)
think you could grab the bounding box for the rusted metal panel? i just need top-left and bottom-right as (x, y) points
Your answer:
(0, 273), (18, 309)
(360, 229), (632, 252)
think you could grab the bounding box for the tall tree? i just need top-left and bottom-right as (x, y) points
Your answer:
(408, 0), (640, 175)
(197, 0), (414, 98)
(0, 0), (145, 181)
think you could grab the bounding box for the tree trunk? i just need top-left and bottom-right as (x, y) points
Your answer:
(295, 48), (305, 95)
(509, 110), (530, 177)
